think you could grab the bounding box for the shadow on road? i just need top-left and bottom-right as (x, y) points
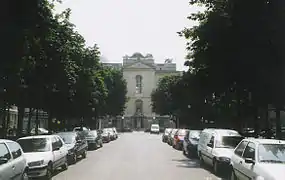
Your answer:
(172, 158), (229, 180)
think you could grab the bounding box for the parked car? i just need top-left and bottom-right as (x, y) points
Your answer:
(173, 129), (189, 150)
(17, 135), (69, 179)
(105, 128), (116, 140)
(30, 127), (49, 135)
(231, 138), (285, 180)
(0, 139), (28, 180)
(112, 127), (118, 139)
(101, 129), (111, 143)
(183, 130), (201, 157)
(56, 132), (88, 164)
(168, 129), (178, 146)
(198, 129), (244, 175)
(86, 130), (103, 150)
(162, 128), (172, 143)
(150, 124), (160, 134)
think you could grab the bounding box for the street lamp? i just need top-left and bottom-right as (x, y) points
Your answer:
(187, 105), (191, 109)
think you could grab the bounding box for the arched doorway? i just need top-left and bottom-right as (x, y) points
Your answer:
(133, 99), (144, 129)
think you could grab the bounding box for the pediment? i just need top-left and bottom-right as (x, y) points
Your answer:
(124, 61), (155, 70)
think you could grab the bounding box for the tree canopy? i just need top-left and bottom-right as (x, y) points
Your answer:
(1, 0), (127, 136)
(152, 0), (285, 137)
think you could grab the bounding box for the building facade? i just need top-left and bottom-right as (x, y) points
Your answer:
(103, 52), (181, 130)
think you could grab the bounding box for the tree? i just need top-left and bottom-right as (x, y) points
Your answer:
(101, 68), (127, 117)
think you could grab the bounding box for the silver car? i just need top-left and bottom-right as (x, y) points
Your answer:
(0, 139), (28, 180)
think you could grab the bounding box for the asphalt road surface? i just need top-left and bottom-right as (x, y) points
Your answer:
(53, 132), (223, 180)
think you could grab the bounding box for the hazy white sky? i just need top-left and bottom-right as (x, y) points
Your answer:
(54, 0), (202, 71)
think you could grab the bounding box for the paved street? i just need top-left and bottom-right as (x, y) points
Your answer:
(53, 132), (222, 180)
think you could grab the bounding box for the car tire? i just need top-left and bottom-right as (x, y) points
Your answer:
(199, 152), (204, 167)
(82, 149), (87, 158)
(72, 154), (77, 164)
(213, 159), (220, 175)
(21, 169), (28, 180)
(45, 164), (53, 180)
(230, 168), (237, 180)
(61, 158), (68, 170)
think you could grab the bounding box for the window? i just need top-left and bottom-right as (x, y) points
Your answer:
(52, 137), (58, 150)
(135, 75), (142, 93)
(0, 143), (11, 164)
(243, 142), (255, 160)
(135, 99), (143, 114)
(207, 136), (214, 148)
(56, 137), (63, 148)
(234, 141), (248, 156)
(6, 142), (22, 159)
(17, 138), (50, 153)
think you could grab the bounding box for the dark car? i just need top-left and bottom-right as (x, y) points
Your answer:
(86, 130), (103, 150)
(162, 128), (172, 143)
(168, 129), (178, 146)
(173, 129), (189, 150)
(101, 129), (111, 143)
(56, 132), (88, 164)
(183, 130), (201, 157)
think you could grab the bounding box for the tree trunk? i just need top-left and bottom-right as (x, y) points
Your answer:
(275, 107), (282, 139)
(17, 106), (24, 137)
(35, 109), (39, 135)
(48, 111), (53, 134)
(27, 108), (33, 135)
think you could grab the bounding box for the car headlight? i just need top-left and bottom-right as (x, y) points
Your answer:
(28, 160), (44, 167)
(217, 157), (231, 162)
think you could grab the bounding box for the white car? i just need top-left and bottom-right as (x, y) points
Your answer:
(0, 139), (28, 180)
(231, 138), (285, 180)
(198, 128), (244, 175)
(150, 124), (160, 134)
(17, 135), (68, 179)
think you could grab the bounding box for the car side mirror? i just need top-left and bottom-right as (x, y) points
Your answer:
(53, 147), (60, 151)
(207, 142), (213, 147)
(0, 157), (8, 165)
(245, 158), (255, 164)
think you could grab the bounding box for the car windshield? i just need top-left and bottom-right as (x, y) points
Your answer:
(17, 138), (50, 152)
(178, 129), (187, 136)
(165, 129), (172, 134)
(57, 133), (76, 144)
(258, 144), (285, 163)
(189, 131), (201, 140)
(152, 126), (159, 129)
(216, 136), (244, 148)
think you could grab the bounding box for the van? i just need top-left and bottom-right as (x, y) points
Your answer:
(150, 124), (160, 134)
(197, 129), (244, 175)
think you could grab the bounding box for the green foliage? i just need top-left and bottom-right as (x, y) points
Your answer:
(0, 0), (127, 134)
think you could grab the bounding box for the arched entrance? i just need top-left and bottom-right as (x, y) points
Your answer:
(133, 99), (144, 129)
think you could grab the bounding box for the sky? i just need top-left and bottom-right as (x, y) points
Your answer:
(54, 0), (202, 71)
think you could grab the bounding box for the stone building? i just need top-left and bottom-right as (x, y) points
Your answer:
(103, 52), (181, 130)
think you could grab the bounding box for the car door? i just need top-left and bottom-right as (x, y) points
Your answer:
(205, 135), (214, 165)
(0, 143), (14, 180)
(6, 142), (26, 180)
(232, 140), (248, 180)
(56, 137), (66, 166)
(240, 142), (257, 180)
(51, 137), (61, 168)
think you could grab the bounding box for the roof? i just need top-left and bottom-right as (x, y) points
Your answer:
(0, 139), (15, 143)
(17, 135), (57, 140)
(245, 138), (285, 145)
(203, 128), (241, 136)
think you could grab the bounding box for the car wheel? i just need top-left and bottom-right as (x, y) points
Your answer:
(21, 169), (28, 180)
(231, 168), (237, 180)
(199, 153), (204, 166)
(72, 154), (77, 164)
(82, 149), (87, 158)
(213, 159), (220, 175)
(61, 158), (68, 170)
(45, 164), (53, 180)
